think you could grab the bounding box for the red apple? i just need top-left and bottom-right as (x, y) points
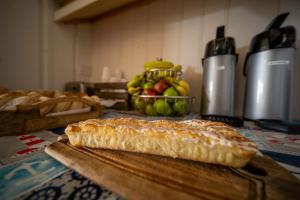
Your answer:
(154, 80), (169, 94)
(142, 88), (157, 96)
(142, 88), (157, 103)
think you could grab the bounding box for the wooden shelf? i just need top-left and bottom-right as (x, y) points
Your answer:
(54, 0), (138, 22)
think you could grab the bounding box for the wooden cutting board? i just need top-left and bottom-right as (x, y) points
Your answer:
(45, 138), (300, 200)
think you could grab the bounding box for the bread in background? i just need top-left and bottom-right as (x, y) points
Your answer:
(51, 92), (72, 113)
(0, 92), (25, 110)
(37, 96), (55, 116)
(90, 95), (101, 104)
(0, 89), (99, 114)
(1, 94), (40, 111)
(69, 100), (84, 110)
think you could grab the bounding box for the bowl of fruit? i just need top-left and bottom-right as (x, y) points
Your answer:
(132, 95), (194, 116)
(127, 59), (194, 116)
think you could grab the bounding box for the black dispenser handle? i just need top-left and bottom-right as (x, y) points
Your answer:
(216, 26), (225, 39)
(265, 12), (289, 31)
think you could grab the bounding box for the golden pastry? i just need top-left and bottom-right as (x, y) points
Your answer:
(65, 118), (257, 167)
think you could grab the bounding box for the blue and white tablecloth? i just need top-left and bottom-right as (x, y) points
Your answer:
(0, 110), (299, 200)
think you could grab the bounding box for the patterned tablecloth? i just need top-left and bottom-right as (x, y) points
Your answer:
(0, 110), (299, 200)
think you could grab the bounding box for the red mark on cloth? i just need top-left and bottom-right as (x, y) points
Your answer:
(16, 148), (38, 155)
(19, 135), (36, 140)
(26, 139), (44, 146)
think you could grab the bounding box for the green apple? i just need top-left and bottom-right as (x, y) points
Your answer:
(143, 82), (154, 89)
(134, 98), (145, 112)
(163, 87), (178, 103)
(163, 87), (179, 96)
(154, 99), (170, 114)
(164, 104), (174, 116)
(145, 104), (157, 116)
(174, 99), (188, 115)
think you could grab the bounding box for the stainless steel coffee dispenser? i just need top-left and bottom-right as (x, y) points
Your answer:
(201, 26), (238, 119)
(243, 13), (296, 121)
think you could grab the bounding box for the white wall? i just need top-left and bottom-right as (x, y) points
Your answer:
(41, 0), (76, 91)
(0, 0), (76, 91)
(0, 0), (42, 90)
(74, 0), (299, 118)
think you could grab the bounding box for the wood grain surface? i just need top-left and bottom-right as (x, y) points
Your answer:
(45, 139), (300, 200)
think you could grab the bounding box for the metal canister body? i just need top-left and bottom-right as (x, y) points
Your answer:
(201, 54), (237, 116)
(244, 48), (295, 120)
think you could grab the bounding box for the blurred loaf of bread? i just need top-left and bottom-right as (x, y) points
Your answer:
(51, 91), (72, 113)
(0, 89), (101, 116)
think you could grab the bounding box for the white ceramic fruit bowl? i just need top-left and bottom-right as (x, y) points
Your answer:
(145, 68), (182, 80)
(132, 95), (194, 117)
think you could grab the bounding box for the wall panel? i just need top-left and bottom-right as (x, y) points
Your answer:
(131, 3), (149, 75)
(145, 0), (165, 62)
(0, 0), (41, 90)
(76, 0), (300, 116)
(179, 0), (204, 109)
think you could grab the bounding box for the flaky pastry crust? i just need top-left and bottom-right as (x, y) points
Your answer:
(65, 118), (257, 167)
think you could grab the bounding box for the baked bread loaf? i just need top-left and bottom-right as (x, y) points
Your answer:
(65, 118), (257, 167)
(82, 95), (100, 108)
(52, 92), (72, 112)
(0, 89), (101, 115)
(1, 95), (39, 110)
(0, 92), (25, 109)
(37, 96), (55, 116)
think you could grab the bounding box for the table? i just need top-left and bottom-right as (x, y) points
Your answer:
(1, 110), (299, 200)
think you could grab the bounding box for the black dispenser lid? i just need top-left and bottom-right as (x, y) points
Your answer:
(204, 26), (236, 59)
(249, 12), (296, 54)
